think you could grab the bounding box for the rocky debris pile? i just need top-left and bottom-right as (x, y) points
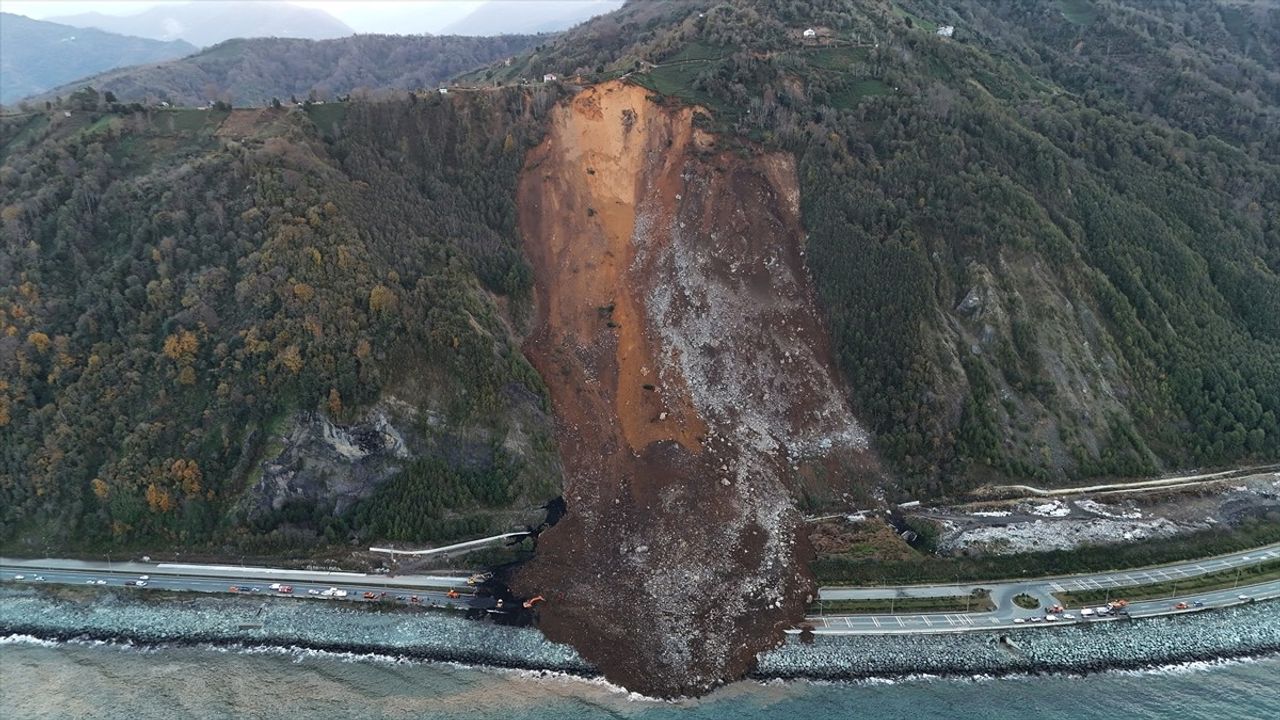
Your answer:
(513, 82), (871, 697)
(937, 516), (1190, 555)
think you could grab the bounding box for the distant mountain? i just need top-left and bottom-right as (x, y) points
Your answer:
(35, 33), (541, 106)
(0, 13), (196, 105)
(442, 0), (623, 35)
(47, 1), (354, 47)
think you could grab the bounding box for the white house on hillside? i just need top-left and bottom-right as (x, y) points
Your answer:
(937, 25), (955, 38)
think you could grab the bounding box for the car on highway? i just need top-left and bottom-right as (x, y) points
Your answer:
(13, 575), (24, 580)
(1193, 601), (1204, 608)
(1045, 614), (1058, 622)
(33, 575), (44, 581)
(1062, 613), (1076, 620)
(1012, 618), (1026, 624)
(1238, 594), (1253, 602)
(95, 579), (106, 585)
(307, 589), (320, 595)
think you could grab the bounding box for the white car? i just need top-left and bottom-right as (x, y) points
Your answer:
(307, 589), (320, 595)
(1013, 618), (1026, 624)
(1238, 594), (1252, 601)
(139, 575), (149, 581)
(1063, 614), (1076, 620)
(1045, 614), (1058, 622)
(95, 579), (107, 585)
(33, 575), (44, 581)
(13, 575), (24, 580)
(270, 583), (282, 591)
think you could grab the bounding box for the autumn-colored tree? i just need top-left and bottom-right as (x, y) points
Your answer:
(163, 329), (199, 362)
(26, 331), (51, 353)
(145, 483), (175, 513)
(170, 459), (203, 496)
(91, 478), (110, 500)
(278, 345), (304, 374)
(328, 387), (343, 416)
(368, 285), (397, 313)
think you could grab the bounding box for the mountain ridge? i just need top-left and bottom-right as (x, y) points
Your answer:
(47, 1), (354, 47)
(0, 13), (196, 104)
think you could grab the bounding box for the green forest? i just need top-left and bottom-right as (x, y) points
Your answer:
(2, 0), (1278, 554)
(511, 0), (1280, 497)
(0, 85), (564, 553)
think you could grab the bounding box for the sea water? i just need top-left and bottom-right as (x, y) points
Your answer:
(2, 637), (1276, 719)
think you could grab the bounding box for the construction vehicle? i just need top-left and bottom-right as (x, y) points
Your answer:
(362, 591), (378, 600)
(466, 572), (493, 586)
(446, 589), (460, 599)
(1108, 599), (1129, 610)
(523, 595), (545, 609)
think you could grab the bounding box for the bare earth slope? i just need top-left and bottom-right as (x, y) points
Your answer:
(514, 81), (869, 696)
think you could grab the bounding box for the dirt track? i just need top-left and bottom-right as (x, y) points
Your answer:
(513, 82), (870, 696)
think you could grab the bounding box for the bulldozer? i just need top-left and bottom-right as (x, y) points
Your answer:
(522, 595), (545, 609)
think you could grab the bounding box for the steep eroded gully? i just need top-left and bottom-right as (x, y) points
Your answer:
(513, 81), (870, 697)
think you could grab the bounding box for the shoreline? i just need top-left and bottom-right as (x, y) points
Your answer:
(3, 586), (1279, 689)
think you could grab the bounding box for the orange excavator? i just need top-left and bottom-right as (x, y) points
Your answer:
(522, 595), (545, 609)
(446, 589), (460, 599)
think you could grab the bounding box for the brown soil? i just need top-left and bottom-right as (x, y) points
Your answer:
(513, 81), (871, 697)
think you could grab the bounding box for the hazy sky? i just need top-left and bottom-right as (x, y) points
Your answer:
(0, 1), (488, 34)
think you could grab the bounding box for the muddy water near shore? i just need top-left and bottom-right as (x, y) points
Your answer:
(3, 637), (1278, 719)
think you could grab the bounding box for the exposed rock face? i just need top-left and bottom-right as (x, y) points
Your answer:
(244, 406), (411, 519)
(513, 82), (869, 696)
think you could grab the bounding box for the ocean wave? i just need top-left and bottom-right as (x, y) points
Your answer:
(0, 633), (62, 648)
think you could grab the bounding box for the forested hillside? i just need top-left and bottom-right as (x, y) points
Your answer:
(477, 0), (1280, 497)
(2, 0), (1278, 557)
(0, 87), (565, 552)
(26, 33), (542, 108)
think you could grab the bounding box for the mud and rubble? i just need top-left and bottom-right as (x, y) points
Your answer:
(512, 81), (869, 696)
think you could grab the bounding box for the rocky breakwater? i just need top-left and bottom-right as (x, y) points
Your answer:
(513, 80), (872, 696)
(759, 605), (1280, 680)
(2, 586), (1277, 685)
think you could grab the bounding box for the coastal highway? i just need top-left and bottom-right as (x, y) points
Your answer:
(807, 542), (1280, 635)
(803, 579), (1280, 635)
(818, 542), (1280, 602)
(4, 545), (1278, 632)
(0, 558), (487, 609)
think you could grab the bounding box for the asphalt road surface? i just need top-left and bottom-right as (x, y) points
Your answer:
(819, 543), (1280, 601)
(0, 559), (483, 609)
(3, 544), (1277, 634)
